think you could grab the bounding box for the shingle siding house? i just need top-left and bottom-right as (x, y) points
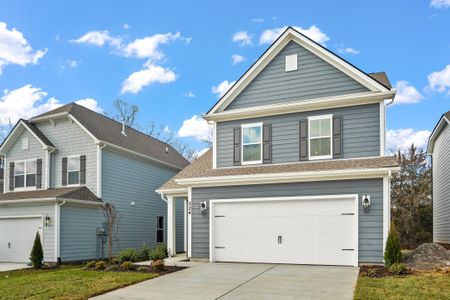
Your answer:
(158, 27), (399, 266)
(428, 111), (450, 246)
(0, 104), (188, 263)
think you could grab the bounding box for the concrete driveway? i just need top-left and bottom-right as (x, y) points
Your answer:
(0, 263), (29, 272)
(93, 263), (359, 300)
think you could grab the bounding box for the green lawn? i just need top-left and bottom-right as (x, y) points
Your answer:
(354, 273), (450, 300)
(0, 265), (158, 300)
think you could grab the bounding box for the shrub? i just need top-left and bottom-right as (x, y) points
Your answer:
(121, 261), (135, 271)
(106, 264), (120, 272)
(384, 221), (402, 266)
(388, 263), (407, 275)
(95, 261), (107, 270)
(117, 248), (139, 263)
(151, 259), (165, 272)
(84, 261), (97, 269)
(149, 245), (168, 261)
(365, 267), (377, 278)
(30, 231), (44, 268)
(137, 266), (148, 272)
(138, 243), (151, 261)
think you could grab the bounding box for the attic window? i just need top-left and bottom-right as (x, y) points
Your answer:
(285, 54), (298, 72)
(22, 138), (29, 150)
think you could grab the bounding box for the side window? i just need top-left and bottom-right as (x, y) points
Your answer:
(14, 162), (25, 188)
(308, 115), (332, 160)
(242, 123), (262, 165)
(68, 156), (80, 185)
(156, 216), (164, 243)
(14, 160), (37, 189)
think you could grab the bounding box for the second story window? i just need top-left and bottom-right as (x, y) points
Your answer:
(242, 123), (262, 165)
(14, 160), (37, 188)
(68, 156), (80, 185)
(308, 115), (332, 160)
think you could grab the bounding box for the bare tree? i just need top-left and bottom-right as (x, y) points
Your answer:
(0, 116), (14, 143)
(102, 203), (118, 261)
(113, 99), (139, 127)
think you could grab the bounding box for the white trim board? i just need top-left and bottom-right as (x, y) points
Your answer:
(428, 115), (450, 155)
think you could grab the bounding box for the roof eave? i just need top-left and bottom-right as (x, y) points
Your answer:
(427, 115), (450, 155)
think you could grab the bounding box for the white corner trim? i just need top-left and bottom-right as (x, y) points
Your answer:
(187, 187), (192, 258)
(212, 121), (217, 169)
(97, 144), (106, 198)
(175, 167), (400, 188)
(380, 102), (386, 156)
(382, 174), (391, 258)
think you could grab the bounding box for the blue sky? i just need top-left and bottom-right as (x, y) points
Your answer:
(1, 0), (449, 153)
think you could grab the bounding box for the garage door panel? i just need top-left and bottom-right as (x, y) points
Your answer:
(212, 197), (357, 266)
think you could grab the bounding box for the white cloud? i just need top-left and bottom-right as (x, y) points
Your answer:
(232, 31), (253, 46)
(430, 0), (450, 8)
(337, 46), (360, 55)
(212, 80), (236, 98)
(251, 18), (265, 23)
(427, 64), (450, 94)
(70, 30), (122, 48)
(185, 91), (195, 98)
(121, 64), (176, 94)
(0, 22), (47, 74)
(122, 32), (182, 60)
(231, 54), (246, 65)
(394, 81), (424, 104)
(259, 25), (329, 46)
(123, 24), (131, 30)
(178, 115), (212, 142)
(386, 128), (431, 153)
(75, 98), (103, 113)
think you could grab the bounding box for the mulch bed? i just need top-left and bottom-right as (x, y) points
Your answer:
(134, 265), (186, 275)
(359, 265), (412, 278)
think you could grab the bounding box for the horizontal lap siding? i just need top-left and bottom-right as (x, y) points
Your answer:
(60, 205), (104, 261)
(217, 104), (380, 167)
(176, 199), (185, 253)
(191, 179), (384, 263)
(433, 124), (450, 244)
(0, 204), (56, 262)
(225, 41), (368, 111)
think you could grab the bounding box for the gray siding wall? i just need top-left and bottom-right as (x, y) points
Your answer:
(433, 124), (450, 244)
(37, 119), (98, 195)
(176, 199), (185, 253)
(225, 41), (369, 111)
(191, 179), (384, 263)
(217, 104), (380, 167)
(60, 204), (104, 261)
(102, 148), (183, 254)
(4, 129), (47, 191)
(0, 204), (56, 262)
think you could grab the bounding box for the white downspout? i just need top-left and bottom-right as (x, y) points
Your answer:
(55, 200), (66, 263)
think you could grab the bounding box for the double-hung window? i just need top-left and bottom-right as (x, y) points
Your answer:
(242, 123), (262, 165)
(67, 156), (80, 185)
(308, 115), (332, 160)
(156, 216), (164, 243)
(14, 160), (37, 189)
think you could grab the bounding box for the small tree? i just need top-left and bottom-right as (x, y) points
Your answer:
(30, 231), (44, 268)
(384, 221), (402, 266)
(102, 202), (118, 261)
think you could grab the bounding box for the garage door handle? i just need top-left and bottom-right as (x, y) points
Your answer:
(8, 242), (11, 249)
(341, 213), (354, 215)
(341, 249), (354, 251)
(215, 246), (225, 249)
(278, 235), (282, 244)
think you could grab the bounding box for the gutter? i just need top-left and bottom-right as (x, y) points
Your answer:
(0, 197), (104, 206)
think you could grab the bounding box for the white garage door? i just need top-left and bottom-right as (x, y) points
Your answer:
(211, 195), (358, 266)
(0, 217), (42, 263)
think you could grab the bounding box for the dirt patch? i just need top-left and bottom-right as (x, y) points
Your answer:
(404, 243), (450, 271)
(134, 265), (185, 275)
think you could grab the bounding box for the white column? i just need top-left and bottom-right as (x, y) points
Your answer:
(184, 199), (188, 253)
(167, 196), (176, 257)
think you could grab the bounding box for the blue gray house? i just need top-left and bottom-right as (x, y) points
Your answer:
(428, 110), (450, 246)
(158, 27), (399, 266)
(0, 103), (188, 263)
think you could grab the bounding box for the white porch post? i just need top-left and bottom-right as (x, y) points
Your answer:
(184, 199), (188, 253)
(167, 196), (176, 257)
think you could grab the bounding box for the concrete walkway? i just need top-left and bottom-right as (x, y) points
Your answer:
(0, 263), (29, 272)
(93, 263), (359, 300)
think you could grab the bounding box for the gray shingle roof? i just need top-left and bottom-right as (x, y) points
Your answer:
(0, 186), (102, 202)
(22, 120), (55, 148)
(32, 103), (189, 170)
(368, 72), (392, 89)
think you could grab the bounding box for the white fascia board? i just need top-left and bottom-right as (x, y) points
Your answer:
(175, 167), (400, 187)
(207, 28), (392, 115)
(30, 112), (70, 123)
(155, 188), (188, 196)
(427, 116), (450, 155)
(204, 91), (396, 122)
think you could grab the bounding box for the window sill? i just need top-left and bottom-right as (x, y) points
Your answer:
(308, 155), (333, 161)
(241, 160), (263, 166)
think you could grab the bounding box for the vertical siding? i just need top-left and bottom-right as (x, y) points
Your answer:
(60, 204), (104, 261)
(37, 119), (98, 195)
(0, 204), (56, 262)
(191, 179), (384, 263)
(217, 104), (380, 167)
(4, 129), (47, 191)
(102, 148), (182, 254)
(433, 124), (450, 244)
(225, 41), (369, 111)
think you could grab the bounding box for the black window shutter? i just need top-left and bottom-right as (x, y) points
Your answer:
(263, 124), (272, 164)
(9, 162), (14, 191)
(233, 127), (241, 166)
(299, 120), (308, 161)
(333, 116), (343, 158)
(62, 157), (68, 186)
(80, 155), (86, 184)
(36, 159), (42, 189)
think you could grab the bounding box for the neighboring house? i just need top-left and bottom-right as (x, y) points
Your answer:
(428, 110), (450, 247)
(158, 27), (400, 266)
(0, 156), (3, 193)
(0, 103), (189, 263)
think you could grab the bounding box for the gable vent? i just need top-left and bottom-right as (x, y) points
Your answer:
(285, 54), (298, 72)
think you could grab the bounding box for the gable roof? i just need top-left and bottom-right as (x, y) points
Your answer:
(427, 110), (450, 155)
(206, 27), (394, 115)
(31, 103), (189, 170)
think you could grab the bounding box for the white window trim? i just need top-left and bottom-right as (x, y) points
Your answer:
(308, 114), (333, 160)
(156, 215), (165, 243)
(13, 158), (38, 191)
(67, 155), (81, 187)
(241, 122), (263, 165)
